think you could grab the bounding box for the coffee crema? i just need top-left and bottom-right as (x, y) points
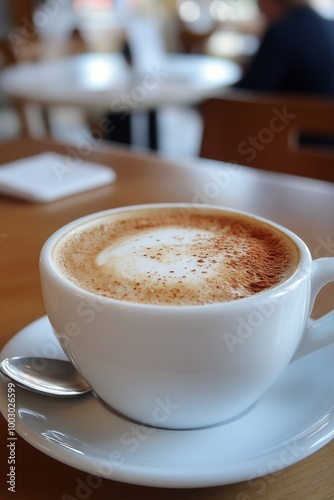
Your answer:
(53, 207), (300, 306)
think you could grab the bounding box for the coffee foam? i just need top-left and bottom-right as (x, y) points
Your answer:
(53, 207), (300, 306)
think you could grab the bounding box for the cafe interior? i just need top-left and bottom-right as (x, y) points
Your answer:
(1, 1), (334, 499)
(1, 0), (334, 177)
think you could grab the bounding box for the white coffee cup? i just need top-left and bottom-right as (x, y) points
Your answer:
(40, 204), (334, 429)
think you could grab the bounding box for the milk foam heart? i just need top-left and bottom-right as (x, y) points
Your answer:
(53, 207), (299, 305)
(97, 227), (222, 279)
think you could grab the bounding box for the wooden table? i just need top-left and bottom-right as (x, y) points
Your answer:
(0, 138), (333, 499)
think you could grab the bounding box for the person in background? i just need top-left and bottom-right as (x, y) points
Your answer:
(234, 0), (334, 98)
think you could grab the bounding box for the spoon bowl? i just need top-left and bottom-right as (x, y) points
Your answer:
(0, 357), (91, 396)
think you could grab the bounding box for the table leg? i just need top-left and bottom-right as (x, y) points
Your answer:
(102, 110), (158, 150)
(103, 112), (132, 145)
(148, 110), (158, 151)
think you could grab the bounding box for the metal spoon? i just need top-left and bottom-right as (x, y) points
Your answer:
(0, 357), (91, 396)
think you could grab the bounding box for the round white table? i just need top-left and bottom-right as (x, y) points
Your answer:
(1, 52), (241, 111)
(1, 52), (241, 148)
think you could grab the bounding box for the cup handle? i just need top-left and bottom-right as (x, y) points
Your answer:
(291, 258), (334, 362)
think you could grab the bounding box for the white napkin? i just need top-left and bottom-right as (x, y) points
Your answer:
(0, 152), (116, 202)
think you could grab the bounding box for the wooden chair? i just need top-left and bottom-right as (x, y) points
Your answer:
(0, 39), (17, 67)
(179, 25), (214, 54)
(1, 28), (90, 138)
(0, 38), (35, 137)
(200, 91), (334, 182)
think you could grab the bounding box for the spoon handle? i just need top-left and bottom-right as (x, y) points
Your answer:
(0, 357), (91, 397)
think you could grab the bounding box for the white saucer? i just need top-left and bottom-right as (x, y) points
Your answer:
(1, 316), (334, 488)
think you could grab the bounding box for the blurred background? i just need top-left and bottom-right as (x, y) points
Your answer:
(1, 0), (333, 156)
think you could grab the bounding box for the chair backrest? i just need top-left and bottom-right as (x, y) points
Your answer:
(200, 91), (334, 182)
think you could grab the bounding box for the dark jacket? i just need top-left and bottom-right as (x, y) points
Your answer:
(235, 5), (334, 98)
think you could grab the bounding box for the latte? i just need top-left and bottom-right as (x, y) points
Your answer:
(53, 206), (300, 305)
